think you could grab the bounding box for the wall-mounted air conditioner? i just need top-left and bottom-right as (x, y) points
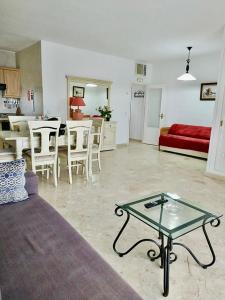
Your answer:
(135, 63), (151, 84)
(135, 63), (147, 77)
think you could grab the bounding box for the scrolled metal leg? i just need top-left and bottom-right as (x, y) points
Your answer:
(113, 207), (161, 258)
(173, 217), (220, 269)
(113, 207), (130, 257)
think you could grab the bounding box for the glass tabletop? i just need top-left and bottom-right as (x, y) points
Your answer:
(117, 193), (222, 239)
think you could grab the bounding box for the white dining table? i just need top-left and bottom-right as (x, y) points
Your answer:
(0, 130), (93, 176)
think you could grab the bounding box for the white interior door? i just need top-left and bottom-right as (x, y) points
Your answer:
(142, 87), (164, 145)
(129, 97), (145, 140)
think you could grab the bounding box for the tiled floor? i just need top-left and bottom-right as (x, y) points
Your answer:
(39, 142), (225, 300)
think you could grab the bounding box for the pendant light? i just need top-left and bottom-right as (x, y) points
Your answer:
(177, 47), (196, 81)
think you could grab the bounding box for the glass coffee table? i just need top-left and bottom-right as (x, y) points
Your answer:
(113, 193), (222, 297)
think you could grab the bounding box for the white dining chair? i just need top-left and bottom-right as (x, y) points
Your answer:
(28, 120), (60, 187)
(90, 118), (104, 171)
(59, 120), (92, 184)
(8, 116), (37, 132)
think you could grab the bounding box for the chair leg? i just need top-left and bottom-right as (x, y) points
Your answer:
(76, 161), (79, 175)
(46, 167), (49, 179)
(58, 158), (60, 178)
(82, 161), (85, 175)
(32, 166), (36, 174)
(68, 161), (72, 184)
(89, 157), (93, 177)
(98, 152), (101, 171)
(85, 160), (89, 181)
(53, 163), (57, 187)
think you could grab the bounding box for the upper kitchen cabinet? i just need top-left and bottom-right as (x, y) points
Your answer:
(0, 67), (21, 98)
(0, 69), (4, 83)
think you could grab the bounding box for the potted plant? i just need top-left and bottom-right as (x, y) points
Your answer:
(97, 105), (112, 121)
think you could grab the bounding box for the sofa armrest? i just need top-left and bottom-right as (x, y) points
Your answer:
(25, 171), (38, 195)
(160, 127), (170, 136)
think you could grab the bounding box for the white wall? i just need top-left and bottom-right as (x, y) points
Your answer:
(151, 52), (221, 127)
(41, 40), (135, 144)
(16, 42), (43, 116)
(207, 29), (225, 177)
(0, 49), (16, 68)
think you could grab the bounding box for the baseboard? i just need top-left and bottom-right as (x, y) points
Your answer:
(129, 138), (142, 142)
(205, 170), (225, 181)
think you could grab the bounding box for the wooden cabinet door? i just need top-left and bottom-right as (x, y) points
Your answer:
(3, 69), (21, 98)
(0, 69), (4, 83)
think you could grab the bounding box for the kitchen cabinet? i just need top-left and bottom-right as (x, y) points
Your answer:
(0, 69), (4, 84)
(0, 67), (21, 98)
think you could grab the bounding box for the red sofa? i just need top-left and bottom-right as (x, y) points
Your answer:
(159, 124), (211, 158)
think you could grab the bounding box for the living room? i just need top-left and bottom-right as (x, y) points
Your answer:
(0, 1), (225, 300)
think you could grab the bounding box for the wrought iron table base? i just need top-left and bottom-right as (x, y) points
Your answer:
(113, 207), (220, 297)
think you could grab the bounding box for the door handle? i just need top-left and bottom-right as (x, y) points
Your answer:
(160, 113), (164, 120)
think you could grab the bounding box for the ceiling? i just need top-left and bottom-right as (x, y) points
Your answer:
(0, 0), (225, 61)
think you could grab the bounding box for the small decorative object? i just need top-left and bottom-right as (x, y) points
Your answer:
(73, 86), (85, 98)
(200, 83), (217, 101)
(177, 46), (196, 81)
(97, 105), (112, 121)
(70, 97), (86, 120)
(16, 105), (22, 115)
(134, 90), (144, 98)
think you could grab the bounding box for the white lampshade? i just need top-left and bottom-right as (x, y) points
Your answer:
(177, 73), (196, 81)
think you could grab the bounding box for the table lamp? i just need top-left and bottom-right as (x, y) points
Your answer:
(70, 97), (86, 120)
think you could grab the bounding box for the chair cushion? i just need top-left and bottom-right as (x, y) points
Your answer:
(0, 159), (28, 205)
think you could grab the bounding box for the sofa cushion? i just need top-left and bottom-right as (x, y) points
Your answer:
(168, 124), (211, 140)
(0, 159), (28, 205)
(159, 134), (210, 153)
(0, 194), (141, 300)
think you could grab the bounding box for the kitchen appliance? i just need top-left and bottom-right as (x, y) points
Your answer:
(0, 83), (6, 91)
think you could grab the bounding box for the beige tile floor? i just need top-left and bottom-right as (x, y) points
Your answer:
(38, 142), (225, 300)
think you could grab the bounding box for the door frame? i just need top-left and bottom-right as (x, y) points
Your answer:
(142, 84), (166, 145)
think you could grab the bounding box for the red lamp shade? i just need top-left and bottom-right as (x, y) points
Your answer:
(70, 97), (85, 107)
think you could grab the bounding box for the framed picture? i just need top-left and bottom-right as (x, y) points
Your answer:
(200, 83), (217, 101)
(73, 86), (85, 97)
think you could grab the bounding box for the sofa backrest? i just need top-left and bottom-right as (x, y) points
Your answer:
(168, 124), (211, 140)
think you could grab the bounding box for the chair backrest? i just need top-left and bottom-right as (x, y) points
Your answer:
(28, 121), (60, 162)
(48, 117), (62, 123)
(90, 118), (104, 150)
(66, 120), (93, 155)
(8, 116), (38, 131)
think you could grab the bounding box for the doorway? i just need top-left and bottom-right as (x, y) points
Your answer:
(142, 86), (165, 145)
(129, 84), (145, 141)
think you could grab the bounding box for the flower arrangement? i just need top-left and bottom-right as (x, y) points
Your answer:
(97, 105), (112, 121)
